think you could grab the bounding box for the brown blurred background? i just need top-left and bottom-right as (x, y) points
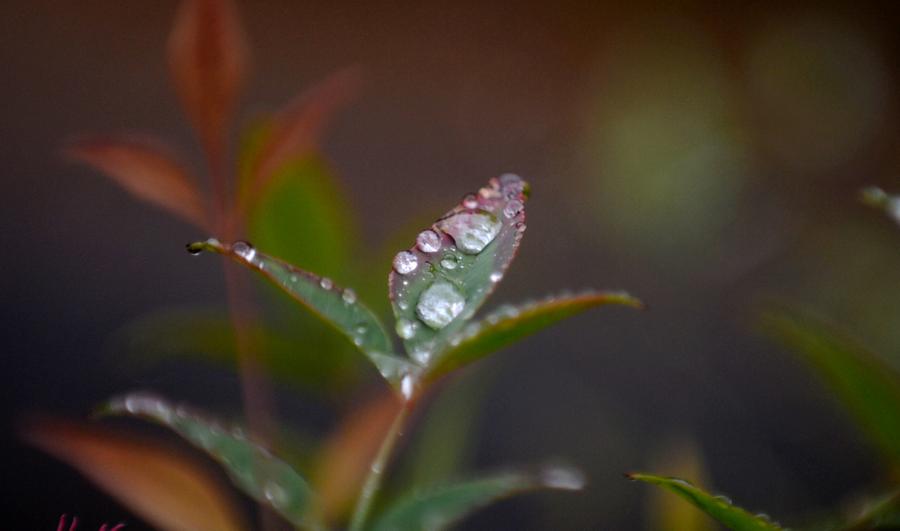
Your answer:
(2, 1), (899, 529)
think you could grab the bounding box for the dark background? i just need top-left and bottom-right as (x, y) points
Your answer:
(2, 1), (900, 529)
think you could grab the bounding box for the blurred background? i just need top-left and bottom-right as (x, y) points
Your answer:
(2, 0), (899, 529)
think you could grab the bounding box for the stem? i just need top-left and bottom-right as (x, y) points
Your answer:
(348, 403), (410, 531)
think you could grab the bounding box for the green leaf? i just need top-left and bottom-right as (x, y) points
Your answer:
(761, 305), (900, 465)
(102, 393), (320, 530)
(370, 467), (584, 531)
(424, 290), (642, 383)
(388, 174), (530, 366)
(627, 474), (782, 531)
(841, 488), (900, 530)
(188, 239), (415, 388)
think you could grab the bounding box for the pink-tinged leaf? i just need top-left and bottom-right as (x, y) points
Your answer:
(425, 291), (643, 384)
(66, 136), (208, 229)
(313, 392), (403, 524)
(388, 174), (530, 367)
(245, 68), (362, 207)
(168, 0), (248, 157)
(22, 418), (248, 531)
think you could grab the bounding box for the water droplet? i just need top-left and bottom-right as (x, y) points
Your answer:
(187, 244), (203, 255)
(264, 482), (290, 508)
(231, 241), (256, 262)
(342, 288), (357, 304)
(398, 300), (410, 311)
(356, 325), (367, 335)
(400, 373), (415, 400)
(290, 274), (298, 283)
(489, 271), (503, 283)
(503, 199), (524, 219)
(416, 229), (442, 253)
(440, 257), (458, 270)
(541, 466), (586, 490)
(438, 212), (501, 255)
(714, 495), (733, 505)
(353, 337), (364, 346)
(320, 277), (333, 290)
(416, 281), (466, 329)
(462, 194), (478, 209)
(395, 318), (417, 339)
(393, 251), (418, 274)
(410, 347), (431, 365)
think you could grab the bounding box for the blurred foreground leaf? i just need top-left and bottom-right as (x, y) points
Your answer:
(66, 135), (208, 229)
(188, 239), (414, 388)
(627, 473), (782, 531)
(103, 393), (320, 529)
(371, 468), (584, 531)
(21, 418), (247, 531)
(761, 305), (900, 465)
(841, 488), (900, 530)
(425, 291), (642, 383)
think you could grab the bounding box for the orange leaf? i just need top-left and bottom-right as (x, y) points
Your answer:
(22, 418), (248, 531)
(168, 0), (248, 158)
(248, 67), (361, 204)
(66, 135), (209, 229)
(312, 392), (402, 524)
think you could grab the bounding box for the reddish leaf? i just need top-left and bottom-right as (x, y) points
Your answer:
(168, 0), (249, 158)
(313, 392), (403, 524)
(246, 67), (362, 207)
(22, 418), (247, 531)
(66, 135), (208, 229)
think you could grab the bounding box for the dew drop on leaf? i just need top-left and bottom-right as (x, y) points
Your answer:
(440, 256), (458, 270)
(395, 318), (417, 339)
(231, 240), (256, 262)
(320, 277), (333, 290)
(489, 271), (503, 283)
(400, 372), (415, 400)
(462, 193), (478, 209)
(342, 288), (357, 304)
(264, 481), (289, 509)
(416, 229), (442, 253)
(437, 212), (501, 255)
(503, 199), (524, 219)
(393, 251), (418, 274)
(415, 281), (465, 329)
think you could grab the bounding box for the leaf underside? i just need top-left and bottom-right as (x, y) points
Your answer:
(388, 174), (529, 365)
(627, 473), (782, 531)
(102, 393), (319, 530)
(371, 468), (584, 531)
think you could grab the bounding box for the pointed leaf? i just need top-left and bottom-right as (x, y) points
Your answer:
(21, 418), (247, 531)
(389, 174), (530, 365)
(761, 305), (900, 464)
(168, 0), (248, 155)
(247, 68), (361, 204)
(188, 239), (414, 387)
(627, 474), (782, 531)
(313, 392), (403, 524)
(425, 290), (642, 383)
(370, 467), (585, 531)
(103, 393), (320, 529)
(66, 135), (208, 229)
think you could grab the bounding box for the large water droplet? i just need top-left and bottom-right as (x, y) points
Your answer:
(395, 318), (417, 339)
(438, 212), (501, 255)
(231, 241), (256, 262)
(416, 229), (442, 253)
(319, 277), (333, 290)
(393, 251), (418, 274)
(416, 281), (465, 329)
(342, 288), (357, 304)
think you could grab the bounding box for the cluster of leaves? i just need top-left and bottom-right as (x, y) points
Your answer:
(25, 1), (641, 530)
(628, 191), (900, 530)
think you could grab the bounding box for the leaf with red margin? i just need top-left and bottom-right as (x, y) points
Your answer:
(66, 135), (208, 229)
(388, 174), (529, 366)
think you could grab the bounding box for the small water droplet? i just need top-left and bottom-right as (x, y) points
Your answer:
(400, 373), (415, 400)
(353, 337), (364, 346)
(342, 288), (357, 304)
(462, 194), (478, 209)
(416, 281), (466, 329)
(489, 271), (503, 283)
(440, 257), (458, 270)
(437, 212), (501, 255)
(541, 466), (586, 490)
(187, 244), (203, 255)
(356, 325), (367, 335)
(714, 495), (733, 505)
(411, 347), (431, 365)
(264, 482), (290, 508)
(398, 300), (410, 311)
(503, 199), (524, 219)
(290, 274), (298, 282)
(320, 277), (333, 290)
(231, 241), (256, 262)
(416, 229), (442, 253)
(395, 318), (417, 339)
(393, 251), (418, 274)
